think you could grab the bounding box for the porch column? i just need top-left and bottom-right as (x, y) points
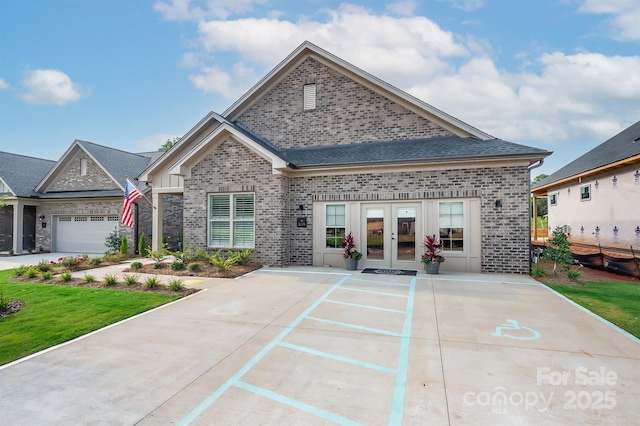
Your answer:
(12, 200), (23, 253)
(152, 192), (163, 251)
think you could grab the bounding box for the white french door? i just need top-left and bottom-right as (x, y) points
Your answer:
(361, 203), (421, 269)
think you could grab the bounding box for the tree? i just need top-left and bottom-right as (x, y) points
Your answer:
(531, 174), (549, 186)
(543, 227), (573, 274)
(159, 137), (180, 152)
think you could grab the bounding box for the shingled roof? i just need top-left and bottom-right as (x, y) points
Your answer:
(0, 152), (55, 197)
(533, 121), (640, 192)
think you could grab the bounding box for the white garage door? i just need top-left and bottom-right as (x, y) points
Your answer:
(55, 215), (120, 253)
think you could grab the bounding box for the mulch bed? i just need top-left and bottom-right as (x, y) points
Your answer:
(534, 259), (640, 285)
(122, 260), (263, 278)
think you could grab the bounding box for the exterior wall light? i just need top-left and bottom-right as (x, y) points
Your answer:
(612, 175), (617, 185)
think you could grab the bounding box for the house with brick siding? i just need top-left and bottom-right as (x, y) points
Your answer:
(141, 41), (551, 273)
(0, 140), (176, 255)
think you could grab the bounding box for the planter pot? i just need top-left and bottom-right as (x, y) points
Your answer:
(424, 261), (441, 274)
(345, 258), (359, 271)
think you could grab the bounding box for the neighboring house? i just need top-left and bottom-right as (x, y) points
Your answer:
(140, 41), (550, 273)
(532, 121), (640, 248)
(0, 140), (177, 254)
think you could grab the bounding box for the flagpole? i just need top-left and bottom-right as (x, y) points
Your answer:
(126, 176), (156, 209)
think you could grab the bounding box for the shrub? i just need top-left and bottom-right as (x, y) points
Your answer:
(60, 272), (73, 282)
(231, 248), (253, 266)
(531, 265), (546, 278)
(567, 265), (583, 283)
(147, 248), (166, 263)
(162, 235), (169, 250)
(138, 233), (147, 257)
(188, 262), (200, 272)
(26, 247), (33, 254)
(195, 248), (209, 260)
(0, 292), (13, 311)
(36, 259), (52, 272)
(119, 236), (128, 256)
(171, 261), (184, 271)
(90, 257), (103, 266)
(130, 261), (143, 270)
(40, 271), (53, 280)
(84, 274), (95, 283)
(168, 278), (184, 291)
(153, 262), (163, 269)
(12, 265), (30, 277)
(103, 274), (118, 286)
(210, 255), (236, 272)
(105, 230), (122, 254)
(60, 256), (85, 270)
(544, 228), (573, 274)
(123, 274), (138, 286)
(25, 268), (38, 279)
(144, 276), (160, 289)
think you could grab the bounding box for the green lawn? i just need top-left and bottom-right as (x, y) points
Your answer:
(547, 281), (640, 338)
(0, 270), (179, 366)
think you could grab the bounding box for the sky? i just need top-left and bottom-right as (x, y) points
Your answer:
(1, 0), (639, 178)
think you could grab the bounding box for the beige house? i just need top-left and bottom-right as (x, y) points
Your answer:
(532, 120), (640, 248)
(140, 41), (550, 273)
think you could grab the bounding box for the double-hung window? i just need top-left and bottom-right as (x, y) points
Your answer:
(325, 204), (345, 248)
(439, 201), (464, 251)
(208, 193), (255, 248)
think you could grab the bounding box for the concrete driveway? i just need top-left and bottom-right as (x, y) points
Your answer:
(0, 252), (102, 271)
(0, 267), (638, 425)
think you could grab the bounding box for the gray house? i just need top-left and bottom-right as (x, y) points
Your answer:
(0, 140), (177, 254)
(140, 41), (551, 273)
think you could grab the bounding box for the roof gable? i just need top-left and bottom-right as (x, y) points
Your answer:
(35, 140), (153, 192)
(533, 120), (640, 191)
(0, 152), (55, 197)
(224, 41), (493, 140)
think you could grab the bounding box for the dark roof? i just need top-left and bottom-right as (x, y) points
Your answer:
(35, 190), (125, 199)
(280, 136), (551, 168)
(0, 152), (55, 197)
(76, 140), (153, 187)
(533, 120), (640, 189)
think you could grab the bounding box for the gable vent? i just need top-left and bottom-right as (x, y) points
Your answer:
(303, 84), (316, 110)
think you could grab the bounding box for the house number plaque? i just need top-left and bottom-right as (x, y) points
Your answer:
(296, 217), (307, 227)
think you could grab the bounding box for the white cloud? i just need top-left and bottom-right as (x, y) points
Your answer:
(0, 78), (9, 90)
(385, 0), (419, 17)
(446, 0), (485, 12)
(19, 69), (87, 106)
(135, 133), (181, 151)
(154, 0), (267, 21)
(171, 2), (640, 149)
(579, 0), (640, 40)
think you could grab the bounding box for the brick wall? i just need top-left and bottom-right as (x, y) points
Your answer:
(46, 151), (117, 192)
(183, 137), (289, 266)
(236, 57), (453, 149)
(288, 165), (531, 273)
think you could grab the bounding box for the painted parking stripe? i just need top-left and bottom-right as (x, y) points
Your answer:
(347, 277), (411, 287)
(324, 298), (406, 314)
(306, 316), (403, 337)
(278, 341), (396, 374)
(339, 286), (409, 298)
(177, 275), (350, 425)
(235, 380), (364, 426)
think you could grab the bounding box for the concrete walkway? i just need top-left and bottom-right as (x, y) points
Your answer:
(0, 266), (638, 425)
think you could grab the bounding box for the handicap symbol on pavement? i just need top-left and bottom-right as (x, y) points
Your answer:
(493, 319), (540, 340)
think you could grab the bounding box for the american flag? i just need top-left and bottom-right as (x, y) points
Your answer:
(121, 178), (142, 227)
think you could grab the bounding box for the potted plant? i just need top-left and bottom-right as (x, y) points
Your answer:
(342, 232), (363, 271)
(421, 234), (445, 274)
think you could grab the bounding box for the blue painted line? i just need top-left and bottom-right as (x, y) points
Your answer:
(340, 286), (408, 298)
(177, 275), (350, 426)
(324, 298), (406, 314)
(278, 341), (396, 374)
(388, 277), (416, 426)
(424, 276), (540, 286)
(306, 316), (402, 337)
(348, 277), (411, 287)
(235, 381), (364, 426)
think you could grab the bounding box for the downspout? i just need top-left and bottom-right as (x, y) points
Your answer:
(528, 160), (545, 272)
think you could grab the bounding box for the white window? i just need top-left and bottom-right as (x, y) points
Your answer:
(303, 84), (316, 110)
(439, 201), (464, 251)
(325, 204), (345, 248)
(208, 193), (255, 248)
(550, 193), (558, 206)
(580, 185), (591, 201)
(80, 158), (87, 176)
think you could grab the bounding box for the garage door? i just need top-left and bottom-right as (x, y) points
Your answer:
(55, 215), (120, 253)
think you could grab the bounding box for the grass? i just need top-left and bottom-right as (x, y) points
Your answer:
(547, 281), (640, 338)
(0, 270), (179, 366)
